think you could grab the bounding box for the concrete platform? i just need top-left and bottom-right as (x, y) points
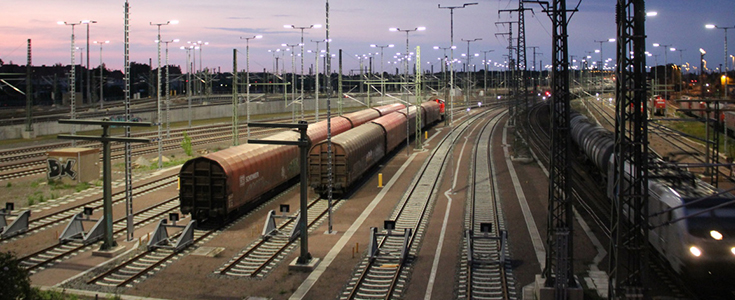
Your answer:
(92, 245), (127, 258)
(533, 274), (584, 300)
(288, 257), (321, 272)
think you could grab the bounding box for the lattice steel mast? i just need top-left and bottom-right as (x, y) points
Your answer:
(495, 21), (515, 124)
(500, 1), (532, 114)
(124, 0), (134, 242)
(526, 0), (577, 296)
(609, 0), (649, 298)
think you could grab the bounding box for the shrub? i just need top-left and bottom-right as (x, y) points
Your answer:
(0, 252), (33, 300)
(181, 132), (193, 156)
(75, 182), (90, 193)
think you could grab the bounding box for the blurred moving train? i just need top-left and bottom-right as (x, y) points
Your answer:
(570, 111), (735, 275)
(308, 101), (442, 195)
(179, 103), (407, 221)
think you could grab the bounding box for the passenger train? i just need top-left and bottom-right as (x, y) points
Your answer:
(570, 111), (735, 276)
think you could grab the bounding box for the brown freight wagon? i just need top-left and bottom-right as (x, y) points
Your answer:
(309, 110), (410, 195)
(179, 104), (407, 221)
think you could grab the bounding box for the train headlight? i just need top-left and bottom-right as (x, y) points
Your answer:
(710, 230), (723, 240)
(689, 246), (702, 257)
(731, 247), (735, 256)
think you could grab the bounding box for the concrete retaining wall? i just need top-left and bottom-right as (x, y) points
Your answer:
(1, 95), (421, 140)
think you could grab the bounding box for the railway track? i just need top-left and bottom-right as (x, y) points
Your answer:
(526, 102), (697, 299)
(340, 109), (492, 300)
(19, 196), (181, 274)
(85, 227), (213, 288)
(0, 123), (286, 181)
(0, 174), (178, 245)
(457, 110), (516, 299)
(582, 96), (734, 181)
(217, 197), (342, 278)
(79, 180), (318, 288)
(0, 112), (321, 181)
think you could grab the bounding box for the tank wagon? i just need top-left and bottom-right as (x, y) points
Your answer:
(308, 102), (442, 195)
(179, 103), (406, 221)
(570, 111), (735, 276)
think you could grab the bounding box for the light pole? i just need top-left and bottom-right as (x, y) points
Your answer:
(653, 43), (674, 100)
(433, 45), (455, 95)
(461, 38), (481, 104)
(706, 24), (734, 99)
(162, 39), (179, 138)
(482, 50), (494, 96)
(439, 2), (477, 125)
(268, 48), (284, 95)
(82, 20), (96, 105)
(189, 41), (209, 97)
(93, 40), (109, 110)
(241, 35), (263, 138)
(371, 44), (395, 103)
(593, 38), (615, 92)
(180, 45), (194, 128)
(283, 43), (300, 121)
(312, 39), (327, 121)
(59, 21), (82, 147)
(390, 26), (425, 156)
(701, 48), (711, 167)
(676, 49), (687, 93)
(286, 24), (322, 121)
(701, 48), (707, 100)
(150, 20), (178, 170)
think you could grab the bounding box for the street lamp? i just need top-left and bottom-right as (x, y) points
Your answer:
(439, 2), (478, 125)
(706, 24), (734, 72)
(285, 24), (322, 121)
(371, 44), (394, 103)
(312, 39), (327, 121)
(706, 24), (734, 99)
(390, 26), (425, 156)
(161, 39), (179, 138)
(188, 40), (209, 97)
(701, 48), (707, 101)
(653, 42), (674, 100)
(150, 19), (178, 170)
(180, 45), (195, 128)
(93, 40), (109, 110)
(268, 48), (284, 95)
(593, 38), (615, 92)
(241, 35), (263, 138)
(461, 38), (481, 104)
(433, 45), (456, 94)
(82, 20), (97, 106)
(482, 50), (495, 95)
(283, 43), (300, 121)
(59, 21), (83, 146)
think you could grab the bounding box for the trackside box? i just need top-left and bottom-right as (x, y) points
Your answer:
(46, 148), (100, 184)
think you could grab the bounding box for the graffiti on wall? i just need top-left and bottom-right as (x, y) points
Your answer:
(47, 158), (77, 180)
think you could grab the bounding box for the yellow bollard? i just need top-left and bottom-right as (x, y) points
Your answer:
(378, 173), (383, 188)
(177, 177), (180, 190)
(425, 131), (428, 140)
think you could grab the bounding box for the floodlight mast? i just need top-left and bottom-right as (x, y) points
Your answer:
(438, 2), (478, 126)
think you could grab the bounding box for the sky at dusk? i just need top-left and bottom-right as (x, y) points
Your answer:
(1, 0), (733, 74)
